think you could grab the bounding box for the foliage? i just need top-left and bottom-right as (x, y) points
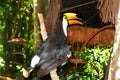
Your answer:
(58, 46), (112, 80)
(0, 0), (34, 78)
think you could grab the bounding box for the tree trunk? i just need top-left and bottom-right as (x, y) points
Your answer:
(33, 0), (42, 49)
(33, 0), (48, 49)
(107, 5), (120, 80)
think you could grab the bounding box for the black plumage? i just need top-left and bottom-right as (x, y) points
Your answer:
(26, 14), (70, 77)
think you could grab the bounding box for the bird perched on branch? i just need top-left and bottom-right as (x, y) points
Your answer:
(22, 12), (82, 78)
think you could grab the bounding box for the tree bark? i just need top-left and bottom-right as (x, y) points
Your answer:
(33, 0), (48, 49)
(107, 5), (120, 80)
(33, 0), (42, 49)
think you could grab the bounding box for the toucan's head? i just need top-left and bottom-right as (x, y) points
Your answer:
(62, 12), (83, 36)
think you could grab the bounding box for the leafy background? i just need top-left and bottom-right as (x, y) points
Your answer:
(58, 46), (112, 80)
(0, 0), (34, 78)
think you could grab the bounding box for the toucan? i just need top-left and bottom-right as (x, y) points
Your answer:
(22, 12), (82, 78)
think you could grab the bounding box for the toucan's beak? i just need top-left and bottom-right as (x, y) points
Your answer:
(63, 13), (83, 25)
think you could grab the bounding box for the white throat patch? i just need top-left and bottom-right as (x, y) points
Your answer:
(62, 18), (68, 37)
